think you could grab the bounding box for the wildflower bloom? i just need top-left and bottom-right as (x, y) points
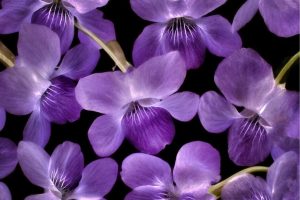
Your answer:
(18, 141), (118, 200)
(0, 24), (99, 147)
(130, 0), (242, 69)
(121, 141), (220, 199)
(222, 151), (299, 200)
(75, 51), (199, 156)
(198, 48), (299, 166)
(232, 0), (299, 37)
(0, 0), (115, 52)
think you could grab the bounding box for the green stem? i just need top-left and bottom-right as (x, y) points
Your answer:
(275, 51), (300, 84)
(208, 166), (268, 199)
(0, 41), (15, 68)
(75, 21), (131, 73)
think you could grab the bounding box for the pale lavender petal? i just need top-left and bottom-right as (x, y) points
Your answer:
(173, 141), (220, 195)
(197, 15), (242, 57)
(25, 192), (59, 200)
(232, 0), (259, 31)
(221, 174), (271, 200)
(199, 91), (241, 133)
(49, 141), (84, 191)
(17, 141), (51, 188)
(154, 92), (199, 122)
(259, 0), (300, 37)
(131, 51), (186, 100)
(71, 158), (118, 199)
(0, 138), (17, 178)
(23, 110), (51, 147)
(75, 71), (131, 114)
(0, 108), (5, 131)
(125, 186), (169, 200)
(88, 115), (125, 157)
(17, 24), (60, 79)
(184, 0), (226, 19)
(0, 182), (11, 200)
(215, 48), (275, 111)
(63, 0), (108, 13)
(121, 153), (172, 188)
(271, 136), (299, 159)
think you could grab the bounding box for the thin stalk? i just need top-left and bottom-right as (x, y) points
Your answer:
(275, 51), (300, 84)
(209, 166), (268, 198)
(0, 41), (15, 68)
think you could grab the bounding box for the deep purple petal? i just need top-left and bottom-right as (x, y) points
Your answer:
(0, 108), (5, 131)
(221, 174), (271, 200)
(259, 0), (300, 37)
(88, 115), (125, 157)
(122, 106), (175, 154)
(17, 141), (51, 188)
(232, 0), (259, 31)
(40, 76), (82, 124)
(215, 48), (275, 111)
(173, 141), (220, 195)
(197, 15), (242, 57)
(228, 118), (272, 166)
(2, 0), (45, 8)
(183, 0), (225, 19)
(154, 92), (199, 122)
(0, 138), (17, 179)
(49, 141), (84, 192)
(63, 0), (108, 13)
(199, 91), (241, 133)
(71, 158), (118, 199)
(121, 153), (172, 188)
(0, 182), (11, 200)
(125, 185), (170, 200)
(25, 192), (59, 200)
(23, 110), (51, 147)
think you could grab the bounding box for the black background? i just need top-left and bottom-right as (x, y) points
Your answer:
(0, 0), (299, 199)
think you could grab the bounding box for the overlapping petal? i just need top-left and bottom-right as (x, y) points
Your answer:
(125, 186), (169, 200)
(0, 138), (17, 179)
(25, 192), (59, 200)
(183, 0), (226, 19)
(63, 0), (108, 14)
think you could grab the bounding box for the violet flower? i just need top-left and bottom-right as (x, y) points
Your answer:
(18, 141), (118, 200)
(222, 151), (299, 200)
(130, 0), (242, 69)
(232, 0), (299, 37)
(0, 137), (18, 200)
(0, 108), (5, 131)
(75, 51), (199, 156)
(198, 48), (299, 166)
(0, 0), (115, 53)
(0, 24), (99, 147)
(121, 141), (220, 200)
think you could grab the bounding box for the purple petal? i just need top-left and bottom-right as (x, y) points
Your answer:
(0, 108), (5, 131)
(197, 15), (242, 57)
(121, 153), (172, 188)
(199, 91), (241, 133)
(49, 141), (84, 191)
(259, 0), (300, 37)
(0, 138), (17, 179)
(71, 158), (118, 199)
(154, 92), (199, 122)
(228, 118), (272, 166)
(184, 0), (225, 19)
(40, 76), (82, 124)
(122, 106), (175, 154)
(125, 186), (170, 200)
(173, 141), (220, 194)
(271, 136), (299, 159)
(232, 0), (259, 31)
(221, 174), (271, 200)
(23, 110), (51, 147)
(25, 192), (59, 200)
(214, 48), (275, 111)
(63, 0), (108, 13)
(0, 67), (50, 115)
(88, 115), (125, 157)
(2, 0), (44, 8)
(17, 141), (51, 188)
(75, 71), (131, 114)
(0, 182), (11, 200)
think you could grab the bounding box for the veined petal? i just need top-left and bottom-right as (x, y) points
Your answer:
(25, 192), (59, 200)
(0, 138), (17, 179)
(0, 182), (11, 200)
(125, 185), (171, 200)
(0, 108), (5, 131)
(63, 0), (108, 14)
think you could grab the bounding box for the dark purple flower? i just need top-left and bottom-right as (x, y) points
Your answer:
(0, 24), (99, 147)
(0, 0), (115, 53)
(198, 48), (299, 166)
(75, 51), (199, 156)
(233, 0), (299, 37)
(222, 151), (299, 200)
(18, 141), (118, 200)
(121, 141), (220, 200)
(130, 0), (242, 69)
(0, 108), (5, 131)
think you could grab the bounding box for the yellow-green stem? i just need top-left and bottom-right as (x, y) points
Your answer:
(275, 51), (300, 84)
(209, 166), (268, 199)
(0, 41), (15, 68)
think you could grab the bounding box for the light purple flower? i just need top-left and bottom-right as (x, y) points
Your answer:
(75, 51), (199, 156)
(130, 0), (242, 69)
(0, 24), (99, 147)
(232, 0), (299, 37)
(0, 0), (115, 53)
(222, 151), (299, 200)
(18, 141), (118, 200)
(198, 48), (299, 166)
(121, 141), (220, 200)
